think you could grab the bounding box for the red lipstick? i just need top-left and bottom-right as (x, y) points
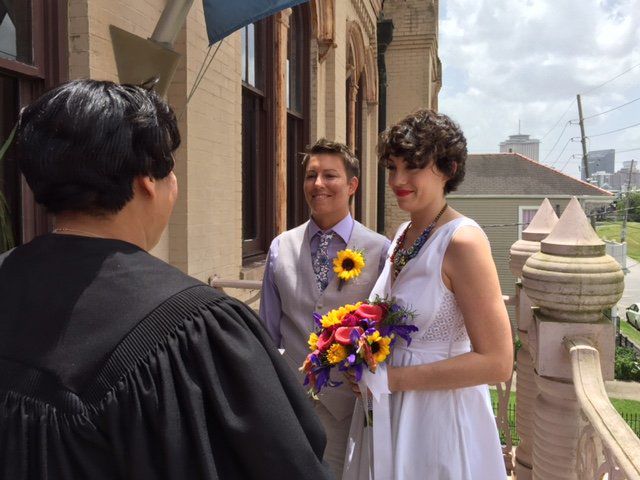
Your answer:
(395, 189), (413, 197)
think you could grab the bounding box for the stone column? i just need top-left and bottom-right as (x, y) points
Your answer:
(274, 9), (291, 235)
(509, 199), (558, 480)
(346, 78), (358, 151)
(522, 197), (623, 480)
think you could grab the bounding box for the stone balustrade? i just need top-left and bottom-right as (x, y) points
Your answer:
(515, 197), (638, 480)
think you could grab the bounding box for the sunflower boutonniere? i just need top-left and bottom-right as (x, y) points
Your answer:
(333, 249), (366, 291)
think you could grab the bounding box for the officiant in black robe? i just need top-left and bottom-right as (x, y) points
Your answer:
(0, 79), (333, 480)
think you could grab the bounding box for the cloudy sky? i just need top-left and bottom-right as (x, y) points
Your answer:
(438, 0), (640, 179)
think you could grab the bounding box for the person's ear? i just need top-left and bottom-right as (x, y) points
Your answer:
(135, 176), (157, 199)
(348, 176), (359, 196)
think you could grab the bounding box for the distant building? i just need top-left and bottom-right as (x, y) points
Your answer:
(499, 134), (540, 162)
(582, 149), (615, 180)
(610, 161), (640, 192)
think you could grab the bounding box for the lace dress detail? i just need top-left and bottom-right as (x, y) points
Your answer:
(419, 289), (469, 342)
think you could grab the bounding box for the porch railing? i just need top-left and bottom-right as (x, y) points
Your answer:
(566, 337), (640, 479)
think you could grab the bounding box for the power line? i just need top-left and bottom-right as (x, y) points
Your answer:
(542, 121), (571, 163)
(559, 154), (580, 172)
(589, 122), (640, 139)
(549, 137), (576, 168)
(581, 61), (640, 95)
(575, 96), (640, 122)
(541, 101), (576, 141)
(618, 147), (640, 154)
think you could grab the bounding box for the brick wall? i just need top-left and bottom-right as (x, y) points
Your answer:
(382, 0), (440, 238)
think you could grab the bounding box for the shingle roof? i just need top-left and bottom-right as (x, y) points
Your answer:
(452, 153), (612, 197)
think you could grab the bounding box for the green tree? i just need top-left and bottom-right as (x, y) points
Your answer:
(618, 192), (640, 222)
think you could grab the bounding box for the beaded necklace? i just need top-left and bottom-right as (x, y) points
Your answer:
(390, 203), (448, 278)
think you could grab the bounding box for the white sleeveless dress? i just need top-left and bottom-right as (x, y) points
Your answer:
(343, 217), (506, 480)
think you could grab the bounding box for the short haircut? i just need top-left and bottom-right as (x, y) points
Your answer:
(378, 109), (467, 194)
(15, 79), (180, 214)
(302, 138), (360, 179)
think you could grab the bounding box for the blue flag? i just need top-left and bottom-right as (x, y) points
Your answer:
(203, 0), (310, 45)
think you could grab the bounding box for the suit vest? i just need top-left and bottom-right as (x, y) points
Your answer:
(273, 220), (389, 420)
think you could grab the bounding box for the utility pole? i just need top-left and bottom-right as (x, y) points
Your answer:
(621, 158), (635, 244)
(576, 94), (590, 180)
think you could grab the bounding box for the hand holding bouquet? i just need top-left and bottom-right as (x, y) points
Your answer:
(300, 296), (418, 396)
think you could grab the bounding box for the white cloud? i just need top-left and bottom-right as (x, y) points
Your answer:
(439, 0), (640, 178)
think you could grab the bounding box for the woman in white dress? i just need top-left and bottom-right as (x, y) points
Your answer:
(343, 109), (513, 480)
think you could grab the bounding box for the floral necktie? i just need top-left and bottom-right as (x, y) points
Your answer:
(312, 231), (335, 292)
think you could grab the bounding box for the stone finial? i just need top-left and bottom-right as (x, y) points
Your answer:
(541, 197), (604, 256)
(510, 199), (558, 277)
(522, 197), (623, 323)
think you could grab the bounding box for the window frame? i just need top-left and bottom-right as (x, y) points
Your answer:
(285, 4), (310, 230)
(518, 205), (539, 239)
(241, 18), (276, 262)
(0, 0), (68, 251)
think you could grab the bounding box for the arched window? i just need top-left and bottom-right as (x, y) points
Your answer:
(286, 4), (310, 229)
(0, 1), (67, 253)
(345, 37), (365, 221)
(241, 18), (275, 261)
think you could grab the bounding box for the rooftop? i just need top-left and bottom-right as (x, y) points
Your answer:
(452, 153), (613, 197)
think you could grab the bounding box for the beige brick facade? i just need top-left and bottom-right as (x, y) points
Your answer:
(66, 0), (440, 298)
(382, 0), (441, 238)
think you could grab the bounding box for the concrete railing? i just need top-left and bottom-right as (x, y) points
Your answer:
(510, 197), (638, 480)
(566, 337), (640, 479)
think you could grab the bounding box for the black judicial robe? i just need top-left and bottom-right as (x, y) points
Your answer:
(0, 234), (333, 480)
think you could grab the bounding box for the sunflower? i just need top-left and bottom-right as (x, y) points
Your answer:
(326, 343), (349, 365)
(321, 309), (344, 328)
(366, 331), (392, 363)
(308, 332), (319, 351)
(333, 249), (366, 282)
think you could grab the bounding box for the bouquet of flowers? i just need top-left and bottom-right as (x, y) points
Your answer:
(300, 296), (418, 395)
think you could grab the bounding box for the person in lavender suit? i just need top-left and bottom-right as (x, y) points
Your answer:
(260, 138), (390, 478)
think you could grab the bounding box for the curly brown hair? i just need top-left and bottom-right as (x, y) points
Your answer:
(378, 109), (467, 194)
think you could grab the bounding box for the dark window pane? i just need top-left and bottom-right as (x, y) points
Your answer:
(0, 74), (19, 253)
(242, 88), (259, 241)
(0, 1), (32, 64)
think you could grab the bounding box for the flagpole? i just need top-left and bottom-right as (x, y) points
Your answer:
(151, 0), (195, 48)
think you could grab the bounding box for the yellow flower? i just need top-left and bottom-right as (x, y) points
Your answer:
(333, 249), (365, 282)
(321, 309), (343, 328)
(326, 343), (348, 365)
(308, 332), (319, 351)
(366, 331), (392, 363)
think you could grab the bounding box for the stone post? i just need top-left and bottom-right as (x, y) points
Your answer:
(509, 198), (558, 480)
(522, 197), (623, 480)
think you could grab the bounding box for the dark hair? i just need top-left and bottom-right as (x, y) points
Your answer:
(15, 79), (180, 214)
(302, 138), (360, 179)
(378, 109), (467, 194)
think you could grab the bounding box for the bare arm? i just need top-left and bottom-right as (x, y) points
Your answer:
(387, 225), (513, 392)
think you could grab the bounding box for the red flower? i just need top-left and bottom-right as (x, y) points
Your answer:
(341, 313), (359, 327)
(334, 326), (364, 346)
(316, 329), (335, 352)
(354, 304), (384, 322)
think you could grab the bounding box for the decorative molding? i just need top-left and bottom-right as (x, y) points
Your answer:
(363, 45), (378, 104)
(347, 21), (366, 83)
(350, 0), (376, 42)
(310, 0), (336, 61)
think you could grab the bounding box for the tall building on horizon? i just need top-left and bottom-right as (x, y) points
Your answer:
(582, 149), (615, 180)
(499, 133), (540, 162)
